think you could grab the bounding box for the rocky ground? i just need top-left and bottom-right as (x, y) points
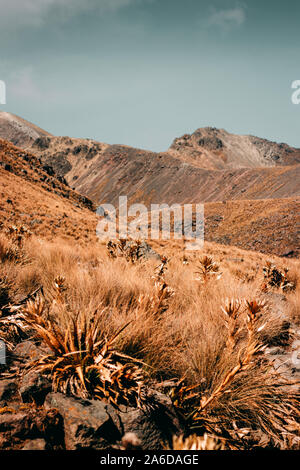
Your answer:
(0, 339), (185, 450)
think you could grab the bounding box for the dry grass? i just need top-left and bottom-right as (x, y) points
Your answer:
(170, 433), (225, 450)
(0, 231), (299, 448)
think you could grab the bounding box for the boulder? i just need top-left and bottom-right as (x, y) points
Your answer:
(19, 370), (52, 405)
(0, 408), (64, 450)
(14, 341), (47, 362)
(44, 390), (185, 450)
(0, 379), (18, 402)
(117, 391), (185, 450)
(44, 393), (122, 450)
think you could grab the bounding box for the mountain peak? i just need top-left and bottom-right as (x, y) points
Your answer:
(0, 111), (51, 148)
(169, 127), (300, 169)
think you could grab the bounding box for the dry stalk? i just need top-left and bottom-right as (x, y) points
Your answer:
(195, 256), (222, 283)
(221, 298), (242, 351)
(106, 239), (143, 263)
(174, 298), (268, 422)
(149, 256), (174, 316)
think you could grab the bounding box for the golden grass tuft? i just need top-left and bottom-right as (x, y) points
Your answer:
(16, 290), (146, 408)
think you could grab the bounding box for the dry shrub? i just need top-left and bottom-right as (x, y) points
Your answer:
(5, 224), (32, 247)
(13, 292), (145, 409)
(262, 261), (296, 292)
(0, 234), (26, 265)
(107, 239), (145, 263)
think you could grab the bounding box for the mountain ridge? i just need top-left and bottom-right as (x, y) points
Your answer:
(0, 112), (299, 258)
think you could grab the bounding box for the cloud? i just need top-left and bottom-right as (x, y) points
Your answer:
(0, 0), (141, 29)
(207, 6), (246, 32)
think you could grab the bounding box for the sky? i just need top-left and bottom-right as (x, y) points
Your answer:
(0, 0), (300, 151)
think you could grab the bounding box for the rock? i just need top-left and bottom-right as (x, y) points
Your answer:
(117, 391), (184, 450)
(19, 370), (52, 405)
(0, 411), (29, 448)
(42, 164), (55, 176)
(44, 390), (185, 450)
(198, 136), (223, 150)
(265, 346), (282, 356)
(120, 432), (142, 450)
(13, 341), (49, 362)
(22, 438), (47, 450)
(44, 393), (122, 450)
(33, 137), (50, 150)
(281, 250), (295, 258)
(0, 408), (64, 450)
(57, 175), (68, 186)
(137, 241), (161, 261)
(78, 194), (94, 210)
(0, 379), (18, 402)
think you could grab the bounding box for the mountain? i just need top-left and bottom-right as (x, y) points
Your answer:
(24, 137), (300, 207)
(1, 114), (299, 205)
(0, 112), (299, 257)
(0, 111), (51, 148)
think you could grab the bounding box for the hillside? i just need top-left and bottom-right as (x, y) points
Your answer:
(205, 198), (300, 258)
(0, 113), (299, 204)
(0, 139), (97, 243)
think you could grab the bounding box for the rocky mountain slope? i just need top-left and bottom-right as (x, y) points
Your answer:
(0, 139), (97, 243)
(169, 127), (300, 169)
(0, 111), (51, 148)
(20, 136), (300, 208)
(0, 112), (299, 204)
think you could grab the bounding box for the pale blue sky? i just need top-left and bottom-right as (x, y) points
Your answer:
(1, 0), (300, 150)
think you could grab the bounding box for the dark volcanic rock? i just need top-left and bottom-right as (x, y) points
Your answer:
(0, 408), (64, 450)
(0, 379), (18, 402)
(44, 393), (122, 450)
(45, 390), (184, 450)
(33, 137), (50, 150)
(198, 135), (223, 150)
(19, 370), (52, 405)
(117, 391), (185, 450)
(42, 164), (55, 176)
(44, 154), (72, 177)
